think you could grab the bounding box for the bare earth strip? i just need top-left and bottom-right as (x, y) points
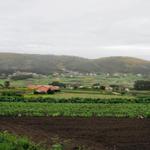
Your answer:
(0, 117), (150, 150)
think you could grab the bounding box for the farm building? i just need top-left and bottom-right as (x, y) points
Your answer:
(109, 84), (130, 93)
(28, 85), (60, 94)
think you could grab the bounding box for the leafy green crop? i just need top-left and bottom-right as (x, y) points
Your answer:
(0, 102), (150, 118)
(0, 95), (149, 104)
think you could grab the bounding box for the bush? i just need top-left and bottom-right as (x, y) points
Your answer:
(50, 81), (66, 88)
(10, 74), (33, 80)
(0, 131), (44, 150)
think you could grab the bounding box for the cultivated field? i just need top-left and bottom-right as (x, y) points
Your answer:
(0, 74), (150, 150)
(1, 103), (150, 118)
(0, 117), (150, 150)
(1, 74), (149, 87)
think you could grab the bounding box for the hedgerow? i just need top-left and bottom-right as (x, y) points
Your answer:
(0, 131), (44, 150)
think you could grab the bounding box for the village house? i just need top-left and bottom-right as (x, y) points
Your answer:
(28, 85), (60, 94)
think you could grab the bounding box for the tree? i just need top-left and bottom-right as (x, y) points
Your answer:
(0, 84), (4, 88)
(100, 85), (106, 90)
(134, 80), (150, 90)
(4, 81), (10, 88)
(50, 81), (66, 88)
(92, 83), (101, 89)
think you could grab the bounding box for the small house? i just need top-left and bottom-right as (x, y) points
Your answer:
(28, 85), (60, 94)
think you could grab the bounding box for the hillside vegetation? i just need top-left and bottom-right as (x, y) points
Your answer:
(0, 53), (150, 74)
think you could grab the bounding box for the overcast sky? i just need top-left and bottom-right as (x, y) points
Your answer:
(0, 0), (150, 60)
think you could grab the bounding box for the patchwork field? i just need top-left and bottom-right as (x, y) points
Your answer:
(1, 73), (150, 88)
(0, 75), (150, 150)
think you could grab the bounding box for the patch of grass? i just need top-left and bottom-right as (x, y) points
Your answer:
(0, 131), (44, 150)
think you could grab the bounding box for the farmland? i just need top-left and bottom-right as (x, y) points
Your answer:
(0, 0), (150, 148)
(0, 102), (150, 118)
(25, 91), (135, 100)
(1, 73), (150, 88)
(0, 74), (150, 150)
(1, 117), (150, 150)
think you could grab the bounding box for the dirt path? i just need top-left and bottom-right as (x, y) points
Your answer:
(0, 117), (150, 150)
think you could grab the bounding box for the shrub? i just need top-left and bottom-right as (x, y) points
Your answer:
(0, 131), (44, 150)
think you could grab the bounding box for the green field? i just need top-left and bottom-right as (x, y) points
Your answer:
(25, 91), (135, 100)
(0, 102), (150, 118)
(0, 74), (150, 119)
(1, 73), (149, 88)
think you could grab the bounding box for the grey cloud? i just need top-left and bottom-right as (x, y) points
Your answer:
(0, 0), (150, 60)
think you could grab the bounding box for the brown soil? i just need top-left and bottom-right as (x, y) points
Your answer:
(0, 117), (150, 150)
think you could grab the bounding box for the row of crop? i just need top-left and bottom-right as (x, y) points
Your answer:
(0, 96), (150, 103)
(0, 103), (150, 118)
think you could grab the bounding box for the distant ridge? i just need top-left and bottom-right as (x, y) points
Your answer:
(0, 53), (149, 74)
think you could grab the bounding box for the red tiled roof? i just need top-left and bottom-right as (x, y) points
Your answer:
(28, 85), (42, 90)
(28, 85), (60, 92)
(36, 86), (50, 93)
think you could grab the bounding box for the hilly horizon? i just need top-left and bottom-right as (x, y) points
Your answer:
(0, 52), (150, 75)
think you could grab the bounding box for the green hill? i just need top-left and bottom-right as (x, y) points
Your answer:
(0, 53), (149, 74)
